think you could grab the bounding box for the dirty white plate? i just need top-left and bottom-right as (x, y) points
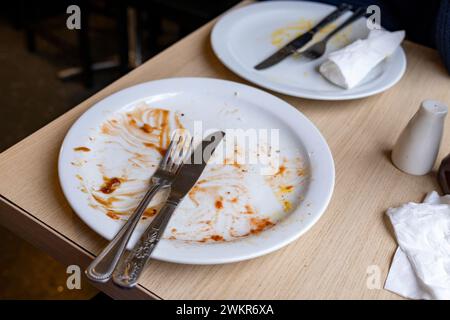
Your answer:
(58, 78), (334, 264)
(211, 1), (406, 100)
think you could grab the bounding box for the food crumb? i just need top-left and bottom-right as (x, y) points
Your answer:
(282, 200), (292, 212)
(215, 197), (224, 210)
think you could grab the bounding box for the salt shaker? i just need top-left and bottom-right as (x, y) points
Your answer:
(391, 100), (448, 175)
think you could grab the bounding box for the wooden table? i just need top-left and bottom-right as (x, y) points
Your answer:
(1, 3), (450, 299)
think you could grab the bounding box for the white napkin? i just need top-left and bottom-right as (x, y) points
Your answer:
(385, 191), (450, 300)
(319, 29), (405, 89)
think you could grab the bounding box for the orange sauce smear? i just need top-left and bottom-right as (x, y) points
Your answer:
(250, 217), (274, 235)
(99, 177), (122, 194)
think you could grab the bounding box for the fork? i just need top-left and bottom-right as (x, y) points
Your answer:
(300, 7), (366, 60)
(85, 131), (192, 283)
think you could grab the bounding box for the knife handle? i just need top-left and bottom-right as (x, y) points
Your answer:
(85, 182), (164, 283)
(311, 3), (352, 34)
(112, 201), (177, 288)
(323, 7), (367, 42)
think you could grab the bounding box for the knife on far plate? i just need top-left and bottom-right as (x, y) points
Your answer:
(254, 3), (352, 70)
(112, 131), (225, 288)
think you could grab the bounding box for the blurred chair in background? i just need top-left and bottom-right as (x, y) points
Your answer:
(14, 0), (240, 88)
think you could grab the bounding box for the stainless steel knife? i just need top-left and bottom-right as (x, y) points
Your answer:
(112, 131), (225, 288)
(254, 3), (351, 70)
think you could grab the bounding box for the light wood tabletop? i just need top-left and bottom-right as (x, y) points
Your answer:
(1, 2), (450, 299)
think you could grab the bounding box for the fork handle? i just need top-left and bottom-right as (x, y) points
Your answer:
(112, 201), (177, 288)
(324, 7), (367, 42)
(85, 182), (164, 283)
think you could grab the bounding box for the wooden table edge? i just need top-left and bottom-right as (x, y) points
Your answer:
(0, 195), (161, 300)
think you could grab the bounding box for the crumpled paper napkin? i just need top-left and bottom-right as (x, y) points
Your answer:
(385, 191), (450, 300)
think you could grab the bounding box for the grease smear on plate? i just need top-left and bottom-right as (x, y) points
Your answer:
(71, 102), (309, 243)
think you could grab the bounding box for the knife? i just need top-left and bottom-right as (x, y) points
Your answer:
(254, 3), (352, 70)
(112, 131), (225, 288)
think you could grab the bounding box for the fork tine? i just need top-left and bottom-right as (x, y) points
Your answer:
(165, 134), (182, 170)
(160, 138), (175, 168)
(170, 134), (192, 173)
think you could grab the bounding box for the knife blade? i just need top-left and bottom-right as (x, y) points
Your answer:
(166, 131), (225, 203)
(112, 131), (225, 288)
(254, 3), (352, 70)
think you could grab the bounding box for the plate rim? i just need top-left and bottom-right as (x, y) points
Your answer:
(58, 77), (335, 264)
(210, 1), (407, 101)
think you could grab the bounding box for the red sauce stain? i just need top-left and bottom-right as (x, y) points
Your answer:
(199, 235), (225, 242)
(99, 177), (122, 194)
(215, 196), (224, 210)
(210, 235), (224, 241)
(143, 207), (157, 217)
(140, 123), (154, 134)
(277, 165), (287, 175)
(105, 107), (176, 157)
(250, 217), (274, 235)
(73, 146), (90, 152)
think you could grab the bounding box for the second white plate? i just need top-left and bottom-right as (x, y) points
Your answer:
(211, 1), (406, 100)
